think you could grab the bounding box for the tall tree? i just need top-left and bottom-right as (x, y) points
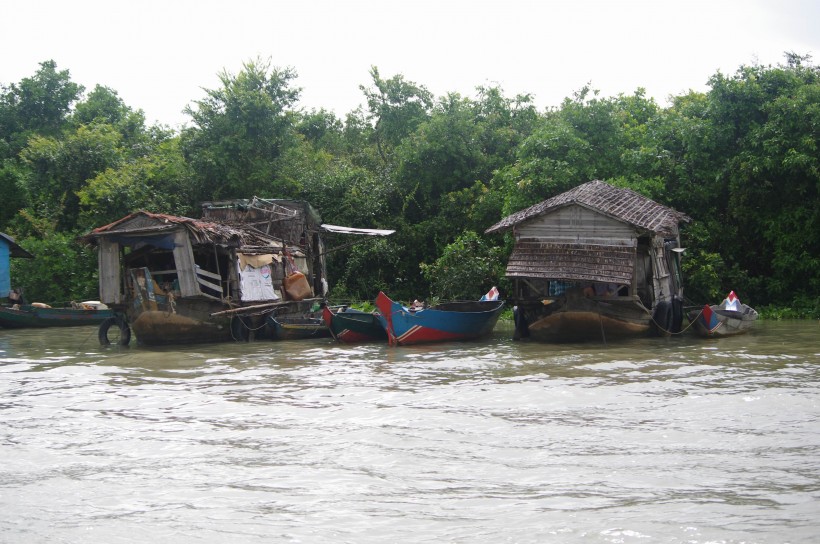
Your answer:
(0, 60), (82, 159)
(360, 67), (433, 163)
(181, 58), (301, 201)
(19, 122), (124, 231)
(714, 57), (820, 304)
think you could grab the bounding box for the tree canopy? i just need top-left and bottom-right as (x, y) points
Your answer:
(1, 55), (818, 317)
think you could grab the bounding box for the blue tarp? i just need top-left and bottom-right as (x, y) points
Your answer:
(109, 234), (178, 250)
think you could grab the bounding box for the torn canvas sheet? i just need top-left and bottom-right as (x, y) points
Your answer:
(237, 259), (279, 301)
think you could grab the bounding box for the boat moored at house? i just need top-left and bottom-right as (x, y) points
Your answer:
(688, 290), (759, 338)
(82, 197), (392, 346)
(322, 305), (388, 343)
(485, 180), (691, 343)
(375, 291), (504, 346)
(1, 232), (113, 328)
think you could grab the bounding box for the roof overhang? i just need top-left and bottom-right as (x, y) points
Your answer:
(505, 239), (636, 285)
(321, 224), (395, 236)
(1, 233), (34, 259)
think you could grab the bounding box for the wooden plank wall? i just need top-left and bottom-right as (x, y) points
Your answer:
(517, 205), (635, 245)
(98, 238), (122, 304)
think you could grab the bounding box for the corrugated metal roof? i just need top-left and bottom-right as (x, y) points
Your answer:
(485, 180), (690, 236)
(82, 211), (279, 248)
(321, 224), (395, 236)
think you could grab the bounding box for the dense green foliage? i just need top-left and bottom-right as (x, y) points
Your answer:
(1, 56), (818, 317)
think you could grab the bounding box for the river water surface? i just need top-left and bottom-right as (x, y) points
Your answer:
(1, 320), (818, 543)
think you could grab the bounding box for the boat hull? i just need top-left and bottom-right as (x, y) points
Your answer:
(323, 306), (387, 343)
(266, 315), (330, 340)
(375, 291), (504, 346)
(0, 305), (114, 328)
(130, 309), (236, 344)
(688, 303), (758, 338)
(526, 309), (650, 342)
(512, 289), (670, 342)
(123, 297), (318, 345)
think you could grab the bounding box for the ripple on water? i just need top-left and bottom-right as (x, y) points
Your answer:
(0, 321), (818, 543)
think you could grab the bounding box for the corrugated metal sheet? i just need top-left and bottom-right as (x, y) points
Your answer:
(321, 224), (395, 236)
(201, 197), (322, 248)
(82, 211), (276, 249)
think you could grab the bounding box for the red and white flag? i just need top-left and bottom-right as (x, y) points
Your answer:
(724, 290), (739, 310)
(480, 286), (499, 301)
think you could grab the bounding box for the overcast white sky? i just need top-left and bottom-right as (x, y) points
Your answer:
(3, 0), (818, 129)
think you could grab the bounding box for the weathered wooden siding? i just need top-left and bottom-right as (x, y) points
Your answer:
(506, 239), (636, 284)
(651, 237), (673, 303)
(98, 238), (121, 304)
(172, 230), (200, 297)
(486, 179), (690, 236)
(516, 204), (636, 244)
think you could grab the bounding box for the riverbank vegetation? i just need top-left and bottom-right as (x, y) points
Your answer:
(2, 55), (818, 318)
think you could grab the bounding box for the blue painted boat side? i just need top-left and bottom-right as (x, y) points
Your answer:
(0, 305), (114, 328)
(375, 291), (504, 345)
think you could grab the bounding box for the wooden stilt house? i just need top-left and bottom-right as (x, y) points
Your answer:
(83, 197), (391, 346)
(485, 180), (691, 342)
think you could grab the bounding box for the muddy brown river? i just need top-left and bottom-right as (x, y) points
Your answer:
(1, 319), (818, 543)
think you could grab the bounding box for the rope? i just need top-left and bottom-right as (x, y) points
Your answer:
(636, 300), (702, 336)
(230, 315), (268, 341)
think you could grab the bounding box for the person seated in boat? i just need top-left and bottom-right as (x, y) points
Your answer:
(583, 282), (619, 298)
(7, 288), (26, 306)
(409, 299), (425, 312)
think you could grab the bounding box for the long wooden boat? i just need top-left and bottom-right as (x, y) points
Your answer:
(322, 305), (387, 343)
(0, 304), (114, 328)
(688, 299), (758, 338)
(375, 291), (504, 346)
(266, 314), (330, 340)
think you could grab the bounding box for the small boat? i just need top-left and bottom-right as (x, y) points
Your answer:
(375, 290), (504, 346)
(322, 305), (387, 343)
(1, 232), (113, 329)
(266, 314), (330, 340)
(688, 291), (758, 338)
(0, 302), (114, 328)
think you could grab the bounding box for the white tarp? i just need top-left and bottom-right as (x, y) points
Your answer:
(237, 255), (279, 301)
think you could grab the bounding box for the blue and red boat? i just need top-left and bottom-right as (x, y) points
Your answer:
(375, 291), (504, 346)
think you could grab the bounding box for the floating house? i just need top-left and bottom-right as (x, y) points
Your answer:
(83, 197), (391, 346)
(485, 180), (691, 342)
(0, 232), (33, 301)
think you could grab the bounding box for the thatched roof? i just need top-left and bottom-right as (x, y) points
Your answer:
(485, 180), (690, 237)
(505, 240), (635, 283)
(82, 211), (281, 249)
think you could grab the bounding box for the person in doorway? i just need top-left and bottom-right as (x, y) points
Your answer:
(584, 282), (619, 297)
